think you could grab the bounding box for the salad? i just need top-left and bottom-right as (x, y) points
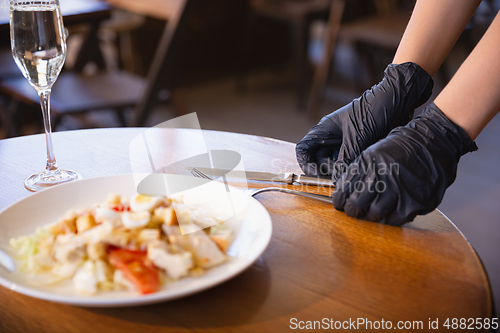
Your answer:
(9, 193), (234, 295)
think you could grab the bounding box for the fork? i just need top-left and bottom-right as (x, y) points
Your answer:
(190, 168), (332, 204)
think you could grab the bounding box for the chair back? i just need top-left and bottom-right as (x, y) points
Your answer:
(133, 0), (194, 126)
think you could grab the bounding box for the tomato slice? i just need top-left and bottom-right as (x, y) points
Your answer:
(108, 248), (159, 294)
(110, 204), (130, 212)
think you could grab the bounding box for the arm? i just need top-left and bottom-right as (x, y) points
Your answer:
(332, 12), (500, 225)
(435, 11), (500, 140)
(393, 0), (482, 76)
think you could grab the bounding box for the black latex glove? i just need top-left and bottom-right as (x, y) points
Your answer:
(332, 103), (478, 226)
(296, 62), (433, 182)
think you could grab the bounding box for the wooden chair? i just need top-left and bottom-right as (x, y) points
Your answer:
(307, 0), (410, 118)
(0, 0), (192, 135)
(240, 0), (334, 109)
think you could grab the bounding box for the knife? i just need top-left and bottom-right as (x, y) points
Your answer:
(188, 167), (334, 187)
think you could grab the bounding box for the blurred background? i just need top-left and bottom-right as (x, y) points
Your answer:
(1, 0), (499, 312)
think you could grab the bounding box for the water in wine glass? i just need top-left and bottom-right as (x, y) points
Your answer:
(9, 0), (81, 191)
(10, 2), (66, 90)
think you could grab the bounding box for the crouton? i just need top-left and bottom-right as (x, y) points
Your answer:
(48, 210), (78, 235)
(76, 214), (97, 234)
(154, 207), (178, 226)
(105, 193), (121, 205)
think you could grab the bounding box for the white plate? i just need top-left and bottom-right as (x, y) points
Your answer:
(0, 174), (272, 307)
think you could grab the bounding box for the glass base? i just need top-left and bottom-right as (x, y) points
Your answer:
(25, 169), (82, 192)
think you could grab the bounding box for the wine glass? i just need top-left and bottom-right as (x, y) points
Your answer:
(10, 0), (81, 192)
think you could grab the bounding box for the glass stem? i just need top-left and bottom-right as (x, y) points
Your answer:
(38, 89), (59, 173)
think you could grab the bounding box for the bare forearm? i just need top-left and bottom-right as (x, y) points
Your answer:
(434, 12), (500, 140)
(393, 0), (481, 76)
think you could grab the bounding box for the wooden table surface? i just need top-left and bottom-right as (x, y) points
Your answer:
(0, 128), (494, 332)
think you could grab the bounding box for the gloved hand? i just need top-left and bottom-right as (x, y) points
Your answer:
(296, 62), (433, 182)
(332, 103), (478, 226)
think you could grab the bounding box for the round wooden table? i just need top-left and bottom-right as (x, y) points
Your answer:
(0, 128), (495, 332)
